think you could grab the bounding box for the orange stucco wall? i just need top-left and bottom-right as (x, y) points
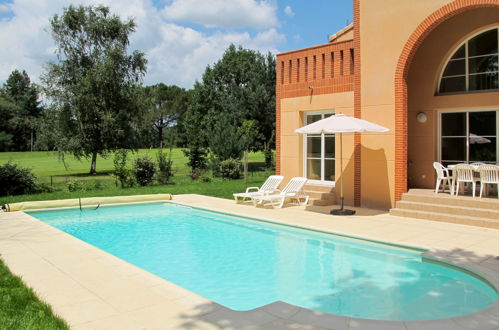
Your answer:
(359, 0), (455, 209)
(277, 0), (499, 210)
(280, 92), (355, 204)
(407, 9), (499, 189)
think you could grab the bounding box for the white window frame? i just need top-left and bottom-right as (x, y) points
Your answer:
(437, 108), (499, 165)
(438, 26), (499, 94)
(303, 110), (335, 185)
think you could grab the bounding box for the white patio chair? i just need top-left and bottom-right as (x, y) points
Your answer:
(432, 162), (453, 194)
(454, 164), (480, 198)
(478, 165), (499, 198)
(251, 177), (309, 209)
(233, 175), (284, 203)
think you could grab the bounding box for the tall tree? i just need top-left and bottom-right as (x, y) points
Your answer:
(187, 45), (276, 162)
(142, 83), (190, 149)
(42, 5), (147, 174)
(0, 96), (16, 151)
(2, 70), (41, 151)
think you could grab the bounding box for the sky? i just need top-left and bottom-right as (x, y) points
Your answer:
(0, 0), (352, 88)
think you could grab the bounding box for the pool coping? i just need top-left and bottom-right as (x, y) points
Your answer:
(0, 194), (499, 329)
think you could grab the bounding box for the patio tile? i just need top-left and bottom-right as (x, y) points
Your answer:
(451, 311), (499, 330)
(127, 302), (192, 327)
(55, 298), (119, 326)
(289, 309), (350, 330)
(71, 314), (143, 330)
(348, 318), (406, 330)
(253, 319), (327, 330)
(201, 307), (277, 329)
(150, 281), (192, 300)
(404, 319), (466, 330)
(100, 287), (171, 312)
(260, 301), (301, 319)
(173, 295), (223, 317)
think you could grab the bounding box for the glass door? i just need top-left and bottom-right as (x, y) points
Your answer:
(440, 110), (497, 166)
(304, 112), (335, 183)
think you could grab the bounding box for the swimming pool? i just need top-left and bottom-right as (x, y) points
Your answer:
(27, 202), (497, 321)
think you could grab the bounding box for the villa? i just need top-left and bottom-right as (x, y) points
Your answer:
(276, 0), (499, 213)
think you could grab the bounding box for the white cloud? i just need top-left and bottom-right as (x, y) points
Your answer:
(163, 0), (278, 29)
(0, 0), (285, 88)
(0, 3), (12, 14)
(284, 5), (294, 17)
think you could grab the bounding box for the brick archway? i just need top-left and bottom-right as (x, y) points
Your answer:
(394, 0), (499, 202)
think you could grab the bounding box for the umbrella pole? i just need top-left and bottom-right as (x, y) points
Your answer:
(331, 132), (355, 216)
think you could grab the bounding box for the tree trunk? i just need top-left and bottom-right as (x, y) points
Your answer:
(243, 150), (248, 184)
(90, 152), (97, 175)
(158, 127), (163, 149)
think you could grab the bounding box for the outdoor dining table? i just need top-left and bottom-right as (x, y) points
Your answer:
(446, 164), (499, 196)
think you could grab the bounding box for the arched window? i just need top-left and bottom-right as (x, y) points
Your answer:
(439, 28), (498, 94)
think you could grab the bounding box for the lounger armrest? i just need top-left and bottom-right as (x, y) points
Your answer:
(245, 187), (260, 193)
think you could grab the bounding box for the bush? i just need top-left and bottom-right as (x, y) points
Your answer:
(218, 158), (242, 179)
(66, 180), (84, 192)
(133, 155), (156, 186)
(113, 149), (133, 188)
(84, 181), (105, 191)
(200, 175), (212, 183)
(0, 162), (38, 196)
(156, 151), (174, 184)
(36, 182), (55, 193)
(183, 146), (208, 180)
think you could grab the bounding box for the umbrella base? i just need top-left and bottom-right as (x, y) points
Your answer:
(330, 208), (356, 216)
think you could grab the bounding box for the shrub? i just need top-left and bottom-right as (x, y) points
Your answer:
(156, 151), (174, 184)
(183, 146), (208, 180)
(66, 180), (84, 192)
(84, 181), (105, 191)
(200, 175), (212, 183)
(37, 182), (55, 193)
(133, 155), (156, 186)
(0, 162), (38, 196)
(218, 158), (242, 179)
(113, 149), (133, 188)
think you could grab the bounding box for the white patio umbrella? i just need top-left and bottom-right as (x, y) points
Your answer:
(295, 114), (390, 215)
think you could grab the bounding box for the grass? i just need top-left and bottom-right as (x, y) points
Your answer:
(0, 259), (68, 330)
(0, 148), (271, 205)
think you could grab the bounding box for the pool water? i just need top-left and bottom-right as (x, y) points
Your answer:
(28, 202), (497, 321)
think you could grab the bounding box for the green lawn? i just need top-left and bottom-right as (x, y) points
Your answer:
(0, 259), (68, 330)
(0, 149), (271, 205)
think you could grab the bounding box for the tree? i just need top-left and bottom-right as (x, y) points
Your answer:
(0, 96), (16, 151)
(187, 45), (276, 161)
(2, 70), (41, 151)
(238, 120), (261, 183)
(142, 83), (190, 149)
(42, 5), (147, 174)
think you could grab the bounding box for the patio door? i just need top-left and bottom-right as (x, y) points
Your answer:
(304, 111), (335, 184)
(439, 110), (498, 166)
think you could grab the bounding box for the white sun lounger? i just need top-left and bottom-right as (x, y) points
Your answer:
(251, 177), (309, 209)
(233, 175), (284, 203)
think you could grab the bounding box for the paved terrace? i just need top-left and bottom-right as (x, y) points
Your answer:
(1, 194), (499, 329)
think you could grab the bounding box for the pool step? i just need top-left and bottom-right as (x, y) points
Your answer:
(390, 189), (499, 228)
